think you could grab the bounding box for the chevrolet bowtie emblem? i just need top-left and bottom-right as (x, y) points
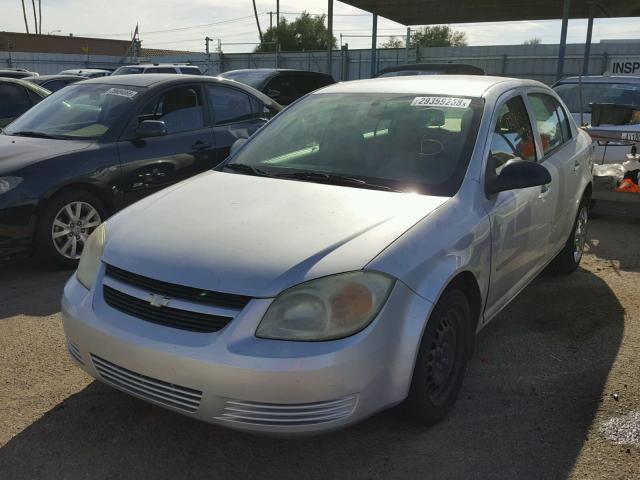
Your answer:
(148, 293), (171, 308)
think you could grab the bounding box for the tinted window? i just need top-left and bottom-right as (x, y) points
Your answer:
(26, 88), (44, 104)
(112, 67), (144, 75)
(553, 82), (640, 113)
(139, 86), (204, 134)
(489, 96), (536, 174)
(528, 93), (566, 156)
(207, 86), (254, 124)
(265, 75), (298, 96)
(219, 70), (272, 88)
(228, 92), (483, 196)
(249, 96), (274, 119)
(0, 83), (32, 117)
(145, 67), (177, 74)
(179, 67), (202, 75)
(42, 80), (67, 92)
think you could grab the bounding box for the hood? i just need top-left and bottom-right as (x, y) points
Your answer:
(103, 171), (449, 298)
(0, 134), (93, 175)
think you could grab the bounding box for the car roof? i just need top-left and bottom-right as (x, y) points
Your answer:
(318, 75), (543, 98)
(25, 74), (85, 81)
(222, 68), (330, 76)
(557, 75), (640, 84)
(378, 63), (483, 73)
(60, 69), (110, 73)
(118, 64), (199, 68)
(79, 73), (278, 105)
(0, 77), (50, 94)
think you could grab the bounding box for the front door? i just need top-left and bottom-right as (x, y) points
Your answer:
(484, 93), (553, 320)
(115, 84), (217, 208)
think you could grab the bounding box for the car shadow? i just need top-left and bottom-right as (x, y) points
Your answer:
(0, 266), (624, 479)
(0, 257), (72, 320)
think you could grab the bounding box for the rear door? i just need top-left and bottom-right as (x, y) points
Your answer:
(115, 83), (217, 207)
(0, 82), (34, 127)
(525, 91), (582, 253)
(206, 84), (269, 164)
(484, 92), (553, 320)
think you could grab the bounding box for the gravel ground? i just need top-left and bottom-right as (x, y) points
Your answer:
(0, 201), (639, 480)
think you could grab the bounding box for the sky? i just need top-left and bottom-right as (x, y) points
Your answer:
(2, 0), (640, 53)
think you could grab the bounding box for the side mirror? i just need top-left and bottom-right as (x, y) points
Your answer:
(135, 120), (167, 139)
(230, 138), (247, 156)
(486, 160), (551, 196)
(266, 88), (281, 98)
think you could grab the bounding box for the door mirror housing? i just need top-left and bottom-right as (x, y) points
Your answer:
(135, 120), (167, 139)
(486, 160), (551, 196)
(230, 138), (248, 156)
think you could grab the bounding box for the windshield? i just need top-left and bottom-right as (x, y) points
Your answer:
(219, 71), (272, 88)
(554, 82), (640, 113)
(227, 92), (483, 196)
(112, 67), (144, 75)
(4, 83), (144, 139)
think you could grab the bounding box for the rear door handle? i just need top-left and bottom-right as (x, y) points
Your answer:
(192, 140), (212, 151)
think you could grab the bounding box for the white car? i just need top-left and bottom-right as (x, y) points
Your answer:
(554, 75), (640, 164)
(62, 76), (593, 436)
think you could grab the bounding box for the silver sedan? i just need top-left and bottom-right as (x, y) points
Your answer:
(62, 75), (593, 435)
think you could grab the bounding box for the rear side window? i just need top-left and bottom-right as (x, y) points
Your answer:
(207, 86), (254, 124)
(0, 83), (32, 117)
(179, 67), (202, 75)
(145, 67), (177, 74)
(42, 80), (67, 92)
(489, 95), (536, 174)
(528, 93), (570, 156)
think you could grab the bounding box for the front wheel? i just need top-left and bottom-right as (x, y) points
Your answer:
(404, 289), (472, 426)
(554, 199), (589, 275)
(36, 190), (107, 268)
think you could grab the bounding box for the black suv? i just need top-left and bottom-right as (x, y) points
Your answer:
(218, 69), (335, 105)
(0, 74), (281, 265)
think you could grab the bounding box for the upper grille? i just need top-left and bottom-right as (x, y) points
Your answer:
(104, 264), (251, 310)
(103, 285), (232, 333)
(214, 395), (358, 427)
(91, 354), (202, 413)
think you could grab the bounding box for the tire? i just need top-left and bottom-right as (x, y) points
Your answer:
(554, 198), (589, 275)
(404, 288), (472, 426)
(36, 189), (107, 268)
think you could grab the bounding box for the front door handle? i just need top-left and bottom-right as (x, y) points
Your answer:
(573, 157), (581, 172)
(539, 184), (550, 199)
(192, 140), (212, 151)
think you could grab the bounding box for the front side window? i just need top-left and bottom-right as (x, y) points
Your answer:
(4, 83), (143, 139)
(0, 84), (31, 117)
(528, 93), (566, 156)
(489, 96), (536, 175)
(145, 67), (177, 74)
(207, 86), (254, 125)
(138, 86), (204, 134)
(227, 92), (483, 196)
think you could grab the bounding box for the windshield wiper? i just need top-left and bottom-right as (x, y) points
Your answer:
(274, 171), (402, 192)
(223, 163), (273, 177)
(10, 131), (67, 140)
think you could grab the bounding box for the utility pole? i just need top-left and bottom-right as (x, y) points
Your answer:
(269, 12), (273, 30)
(205, 36), (212, 54)
(276, 0), (280, 30)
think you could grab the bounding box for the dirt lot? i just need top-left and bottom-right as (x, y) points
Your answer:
(1, 202), (639, 480)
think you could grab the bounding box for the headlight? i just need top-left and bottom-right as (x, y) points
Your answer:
(76, 223), (106, 290)
(256, 271), (395, 341)
(0, 177), (23, 195)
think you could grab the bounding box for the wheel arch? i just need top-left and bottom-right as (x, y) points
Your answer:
(36, 182), (115, 216)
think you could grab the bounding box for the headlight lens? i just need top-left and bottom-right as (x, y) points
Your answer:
(0, 177), (23, 195)
(76, 223), (106, 290)
(256, 271), (395, 341)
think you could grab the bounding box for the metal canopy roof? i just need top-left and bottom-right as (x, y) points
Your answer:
(339, 1), (640, 25)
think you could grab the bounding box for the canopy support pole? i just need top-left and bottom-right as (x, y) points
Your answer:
(556, 0), (571, 80)
(370, 13), (378, 77)
(327, 0), (333, 74)
(583, 2), (595, 74)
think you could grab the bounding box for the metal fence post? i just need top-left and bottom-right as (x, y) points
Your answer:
(501, 54), (508, 75)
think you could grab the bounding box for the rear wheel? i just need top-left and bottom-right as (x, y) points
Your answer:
(404, 289), (472, 426)
(554, 198), (589, 275)
(36, 190), (106, 268)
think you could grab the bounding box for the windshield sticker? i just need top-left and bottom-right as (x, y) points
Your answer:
(105, 88), (138, 99)
(411, 96), (471, 108)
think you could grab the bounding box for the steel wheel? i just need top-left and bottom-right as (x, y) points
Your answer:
(425, 310), (461, 406)
(573, 204), (588, 263)
(51, 201), (102, 260)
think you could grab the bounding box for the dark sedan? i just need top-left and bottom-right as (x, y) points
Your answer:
(0, 78), (50, 127)
(0, 69), (38, 79)
(0, 74), (282, 265)
(24, 74), (86, 92)
(218, 69), (334, 105)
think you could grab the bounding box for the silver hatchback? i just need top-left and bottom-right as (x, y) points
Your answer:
(62, 76), (593, 435)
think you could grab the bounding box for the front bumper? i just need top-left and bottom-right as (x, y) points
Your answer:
(61, 268), (433, 436)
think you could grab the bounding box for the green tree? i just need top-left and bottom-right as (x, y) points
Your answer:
(523, 37), (542, 45)
(381, 36), (405, 49)
(254, 12), (337, 52)
(410, 25), (467, 48)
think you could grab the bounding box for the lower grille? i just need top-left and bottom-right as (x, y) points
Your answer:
(215, 395), (358, 427)
(91, 354), (202, 413)
(67, 342), (83, 365)
(103, 285), (232, 333)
